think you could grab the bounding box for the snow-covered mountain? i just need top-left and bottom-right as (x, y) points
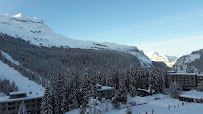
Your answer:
(0, 13), (152, 68)
(147, 51), (178, 67)
(173, 49), (203, 73)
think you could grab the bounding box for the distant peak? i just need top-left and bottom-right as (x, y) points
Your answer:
(13, 13), (23, 18)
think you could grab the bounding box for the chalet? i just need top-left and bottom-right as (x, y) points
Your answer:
(0, 92), (42, 114)
(136, 88), (155, 97)
(97, 84), (114, 100)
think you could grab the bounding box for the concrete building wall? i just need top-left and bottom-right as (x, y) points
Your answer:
(169, 74), (197, 90)
(97, 90), (113, 100)
(0, 98), (41, 114)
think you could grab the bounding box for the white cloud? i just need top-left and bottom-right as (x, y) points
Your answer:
(134, 35), (203, 57)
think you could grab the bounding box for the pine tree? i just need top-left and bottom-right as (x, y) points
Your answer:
(54, 73), (67, 114)
(128, 68), (137, 97)
(41, 86), (53, 114)
(112, 94), (120, 109)
(197, 81), (203, 91)
(170, 82), (182, 98)
(117, 79), (127, 104)
(81, 73), (92, 106)
(49, 76), (56, 113)
(125, 107), (132, 114)
(149, 68), (165, 94)
(18, 101), (27, 114)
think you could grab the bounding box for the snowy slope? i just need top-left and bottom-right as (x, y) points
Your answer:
(0, 92), (6, 97)
(66, 94), (203, 114)
(147, 51), (178, 67)
(0, 50), (20, 65)
(0, 60), (44, 95)
(0, 13), (152, 68)
(173, 49), (203, 73)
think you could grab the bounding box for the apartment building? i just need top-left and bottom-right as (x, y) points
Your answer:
(97, 84), (114, 100)
(169, 72), (203, 90)
(0, 92), (42, 114)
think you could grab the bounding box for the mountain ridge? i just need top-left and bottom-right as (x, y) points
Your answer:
(173, 49), (203, 73)
(0, 13), (152, 68)
(147, 51), (178, 67)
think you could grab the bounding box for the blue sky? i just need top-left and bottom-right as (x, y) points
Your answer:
(1, 0), (203, 57)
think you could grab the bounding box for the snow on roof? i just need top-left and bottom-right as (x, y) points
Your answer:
(169, 73), (197, 75)
(180, 90), (203, 99)
(197, 74), (203, 77)
(9, 92), (26, 96)
(97, 86), (114, 91)
(168, 71), (176, 73)
(0, 94), (42, 103)
(137, 88), (155, 93)
(96, 84), (102, 87)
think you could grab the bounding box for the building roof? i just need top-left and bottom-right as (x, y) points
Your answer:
(197, 74), (203, 77)
(97, 84), (114, 91)
(9, 92), (26, 95)
(0, 94), (42, 103)
(180, 90), (203, 99)
(169, 73), (197, 76)
(137, 88), (155, 94)
(168, 71), (177, 73)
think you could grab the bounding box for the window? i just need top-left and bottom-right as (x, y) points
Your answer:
(37, 99), (41, 102)
(8, 102), (15, 105)
(2, 108), (5, 111)
(8, 108), (11, 110)
(32, 99), (35, 102)
(2, 103), (5, 106)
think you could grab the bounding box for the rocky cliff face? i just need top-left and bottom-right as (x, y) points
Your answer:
(147, 51), (178, 67)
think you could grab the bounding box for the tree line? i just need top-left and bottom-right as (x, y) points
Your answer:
(0, 78), (18, 95)
(40, 67), (170, 113)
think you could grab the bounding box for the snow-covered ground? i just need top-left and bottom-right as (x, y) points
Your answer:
(0, 60), (44, 95)
(66, 94), (203, 114)
(0, 92), (6, 97)
(0, 50), (20, 65)
(109, 94), (203, 114)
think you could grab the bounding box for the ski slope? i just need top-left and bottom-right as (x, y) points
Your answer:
(0, 60), (44, 95)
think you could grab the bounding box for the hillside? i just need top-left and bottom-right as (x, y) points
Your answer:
(0, 34), (144, 84)
(0, 13), (152, 68)
(173, 49), (203, 73)
(0, 59), (44, 95)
